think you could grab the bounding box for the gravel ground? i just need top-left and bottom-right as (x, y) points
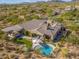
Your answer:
(0, 40), (79, 59)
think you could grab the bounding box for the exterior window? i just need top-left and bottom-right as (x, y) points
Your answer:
(54, 27), (64, 41)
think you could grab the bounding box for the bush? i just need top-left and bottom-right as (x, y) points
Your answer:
(0, 30), (4, 39)
(6, 15), (21, 24)
(65, 34), (79, 45)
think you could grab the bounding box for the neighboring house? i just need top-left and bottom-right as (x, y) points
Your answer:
(2, 20), (66, 41)
(64, 6), (72, 11)
(64, 6), (76, 11)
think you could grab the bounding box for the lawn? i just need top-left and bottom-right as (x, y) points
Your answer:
(16, 38), (32, 49)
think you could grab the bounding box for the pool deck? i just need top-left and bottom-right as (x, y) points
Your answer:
(47, 44), (56, 51)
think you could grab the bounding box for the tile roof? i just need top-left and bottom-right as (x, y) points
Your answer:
(37, 23), (52, 36)
(20, 20), (47, 30)
(2, 25), (23, 32)
(2, 20), (62, 37)
(2, 20), (47, 32)
(37, 22), (62, 37)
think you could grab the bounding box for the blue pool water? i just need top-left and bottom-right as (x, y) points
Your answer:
(40, 44), (53, 56)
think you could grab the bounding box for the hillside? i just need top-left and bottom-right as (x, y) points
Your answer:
(0, 2), (79, 59)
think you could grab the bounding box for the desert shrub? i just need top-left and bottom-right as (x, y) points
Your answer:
(24, 31), (31, 36)
(0, 31), (4, 38)
(31, 15), (40, 19)
(25, 15), (32, 21)
(6, 15), (20, 24)
(65, 34), (79, 45)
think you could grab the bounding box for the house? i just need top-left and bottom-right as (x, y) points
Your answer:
(64, 6), (76, 11)
(1, 20), (66, 41)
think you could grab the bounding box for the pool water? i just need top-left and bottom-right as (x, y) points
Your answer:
(40, 44), (53, 56)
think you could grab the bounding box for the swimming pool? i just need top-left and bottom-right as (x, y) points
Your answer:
(39, 44), (53, 56)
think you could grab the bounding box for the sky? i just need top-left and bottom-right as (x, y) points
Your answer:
(0, 0), (72, 4)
